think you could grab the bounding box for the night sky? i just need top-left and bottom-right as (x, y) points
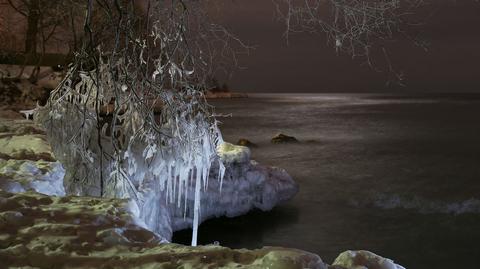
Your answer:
(213, 1), (480, 93)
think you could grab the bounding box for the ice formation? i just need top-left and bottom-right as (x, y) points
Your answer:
(34, 64), (226, 246)
(169, 143), (298, 235)
(1, 115), (298, 242)
(28, 0), (261, 246)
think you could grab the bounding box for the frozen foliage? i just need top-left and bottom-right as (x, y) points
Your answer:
(34, 0), (243, 246)
(273, 0), (427, 83)
(36, 75), (222, 245)
(332, 250), (406, 269)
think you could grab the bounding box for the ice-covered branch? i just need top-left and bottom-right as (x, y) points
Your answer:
(35, 0), (246, 246)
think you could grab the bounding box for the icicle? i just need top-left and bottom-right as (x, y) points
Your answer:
(191, 166), (202, 247)
(183, 170), (191, 220)
(218, 159), (226, 192)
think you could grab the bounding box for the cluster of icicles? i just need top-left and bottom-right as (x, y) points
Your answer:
(37, 64), (226, 246)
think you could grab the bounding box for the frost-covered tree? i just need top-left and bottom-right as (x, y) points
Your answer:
(34, 0), (424, 246)
(274, 0), (427, 83)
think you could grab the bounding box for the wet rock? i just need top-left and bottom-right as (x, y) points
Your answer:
(332, 250), (405, 269)
(271, 133), (299, 144)
(237, 138), (258, 148)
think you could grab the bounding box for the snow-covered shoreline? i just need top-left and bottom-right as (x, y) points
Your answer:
(0, 116), (299, 241)
(0, 116), (406, 269)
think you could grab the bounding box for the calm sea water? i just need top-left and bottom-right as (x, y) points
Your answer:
(174, 93), (480, 269)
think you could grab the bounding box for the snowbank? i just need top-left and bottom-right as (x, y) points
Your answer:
(0, 159), (65, 196)
(0, 190), (326, 269)
(0, 118), (65, 196)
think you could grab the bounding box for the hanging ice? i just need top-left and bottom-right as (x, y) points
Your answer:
(36, 63), (226, 247)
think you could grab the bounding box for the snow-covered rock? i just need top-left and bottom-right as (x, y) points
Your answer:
(0, 119), (55, 162)
(332, 250), (406, 269)
(138, 142), (298, 240)
(217, 142), (251, 163)
(0, 135), (53, 159)
(0, 159), (65, 196)
(169, 156), (299, 233)
(0, 118), (65, 196)
(0, 190), (326, 269)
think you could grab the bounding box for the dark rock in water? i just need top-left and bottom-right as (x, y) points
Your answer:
(271, 133), (299, 144)
(237, 138), (257, 148)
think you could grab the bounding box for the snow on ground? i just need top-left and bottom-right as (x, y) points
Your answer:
(0, 159), (65, 196)
(0, 118), (65, 196)
(0, 190), (327, 269)
(0, 118), (54, 161)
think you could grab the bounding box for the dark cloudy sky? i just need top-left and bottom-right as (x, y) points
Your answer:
(213, 1), (480, 93)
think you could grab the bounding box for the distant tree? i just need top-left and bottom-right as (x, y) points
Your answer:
(273, 0), (428, 83)
(0, 0), (83, 79)
(221, 83), (229, 92)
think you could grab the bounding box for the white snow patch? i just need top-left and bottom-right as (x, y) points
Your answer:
(217, 142), (251, 164)
(0, 135), (53, 159)
(0, 159), (65, 196)
(333, 250), (406, 269)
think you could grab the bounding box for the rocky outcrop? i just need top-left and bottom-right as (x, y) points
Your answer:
(271, 133), (299, 144)
(237, 138), (258, 148)
(331, 250), (406, 269)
